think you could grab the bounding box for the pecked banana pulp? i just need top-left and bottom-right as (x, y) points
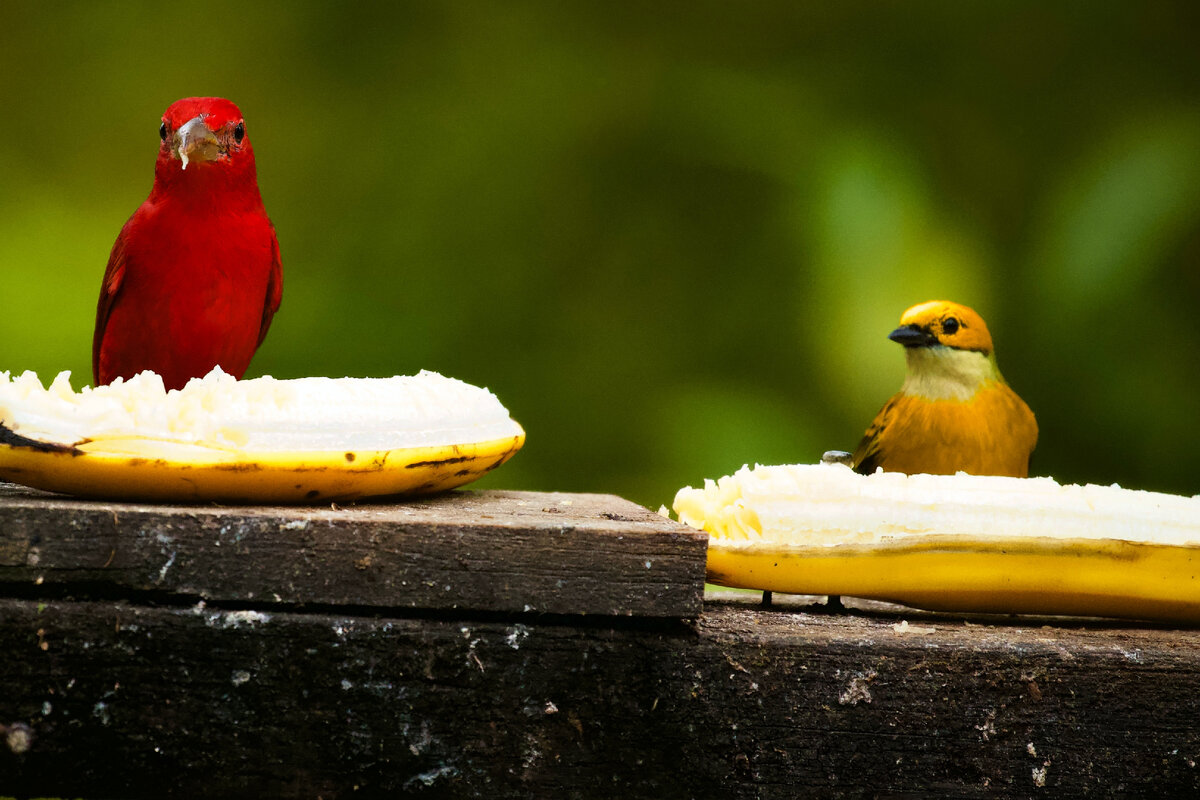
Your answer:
(674, 463), (1200, 624)
(0, 368), (524, 504)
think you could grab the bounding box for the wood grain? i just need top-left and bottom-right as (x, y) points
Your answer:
(0, 485), (707, 618)
(2, 595), (1198, 798)
(3, 483), (1196, 797)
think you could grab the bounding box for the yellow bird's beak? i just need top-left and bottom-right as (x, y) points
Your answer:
(888, 324), (938, 348)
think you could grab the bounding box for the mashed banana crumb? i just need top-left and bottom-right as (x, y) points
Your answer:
(0, 368), (522, 452)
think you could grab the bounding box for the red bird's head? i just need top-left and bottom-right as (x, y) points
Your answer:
(153, 97), (260, 194)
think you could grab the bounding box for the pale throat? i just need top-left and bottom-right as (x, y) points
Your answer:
(900, 346), (1001, 401)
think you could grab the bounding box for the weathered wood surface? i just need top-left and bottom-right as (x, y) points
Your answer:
(0, 485), (706, 618)
(2, 593), (1199, 798)
(3, 485), (1198, 797)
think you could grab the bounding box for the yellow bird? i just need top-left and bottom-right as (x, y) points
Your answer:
(852, 300), (1038, 477)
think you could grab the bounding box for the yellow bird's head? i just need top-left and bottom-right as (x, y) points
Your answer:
(890, 300), (994, 355)
(890, 300), (1003, 401)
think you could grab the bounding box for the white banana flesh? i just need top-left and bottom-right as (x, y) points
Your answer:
(0, 368), (524, 503)
(675, 463), (1200, 623)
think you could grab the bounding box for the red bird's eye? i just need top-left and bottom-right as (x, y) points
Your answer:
(233, 123), (245, 143)
(159, 122), (167, 141)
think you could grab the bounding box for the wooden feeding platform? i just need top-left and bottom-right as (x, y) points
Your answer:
(1, 482), (1198, 797)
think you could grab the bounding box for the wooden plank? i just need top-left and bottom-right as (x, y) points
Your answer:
(0, 485), (706, 618)
(2, 595), (1198, 797)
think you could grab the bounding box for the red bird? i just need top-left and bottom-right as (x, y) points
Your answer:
(93, 97), (282, 391)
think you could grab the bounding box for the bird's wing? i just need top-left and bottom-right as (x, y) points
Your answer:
(851, 396), (899, 475)
(92, 225), (131, 385)
(256, 228), (283, 348)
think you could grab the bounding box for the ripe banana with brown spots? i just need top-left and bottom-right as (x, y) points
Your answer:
(0, 368), (524, 504)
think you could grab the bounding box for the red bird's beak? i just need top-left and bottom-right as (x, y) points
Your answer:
(176, 116), (222, 170)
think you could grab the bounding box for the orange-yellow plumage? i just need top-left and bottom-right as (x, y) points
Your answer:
(853, 300), (1037, 478)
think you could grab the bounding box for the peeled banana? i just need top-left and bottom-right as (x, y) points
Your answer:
(674, 463), (1200, 623)
(0, 368), (524, 503)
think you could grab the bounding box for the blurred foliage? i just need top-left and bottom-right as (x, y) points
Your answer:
(2, 1), (1199, 507)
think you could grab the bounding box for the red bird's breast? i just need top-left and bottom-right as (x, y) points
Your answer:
(96, 200), (278, 390)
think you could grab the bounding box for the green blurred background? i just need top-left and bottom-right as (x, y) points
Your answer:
(2, 1), (1199, 507)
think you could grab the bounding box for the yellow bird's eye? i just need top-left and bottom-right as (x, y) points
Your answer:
(942, 317), (960, 335)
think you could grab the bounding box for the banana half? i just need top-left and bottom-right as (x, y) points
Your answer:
(674, 463), (1200, 624)
(0, 368), (525, 504)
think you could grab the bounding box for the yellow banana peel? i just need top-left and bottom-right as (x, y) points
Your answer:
(674, 463), (1200, 624)
(0, 368), (524, 503)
